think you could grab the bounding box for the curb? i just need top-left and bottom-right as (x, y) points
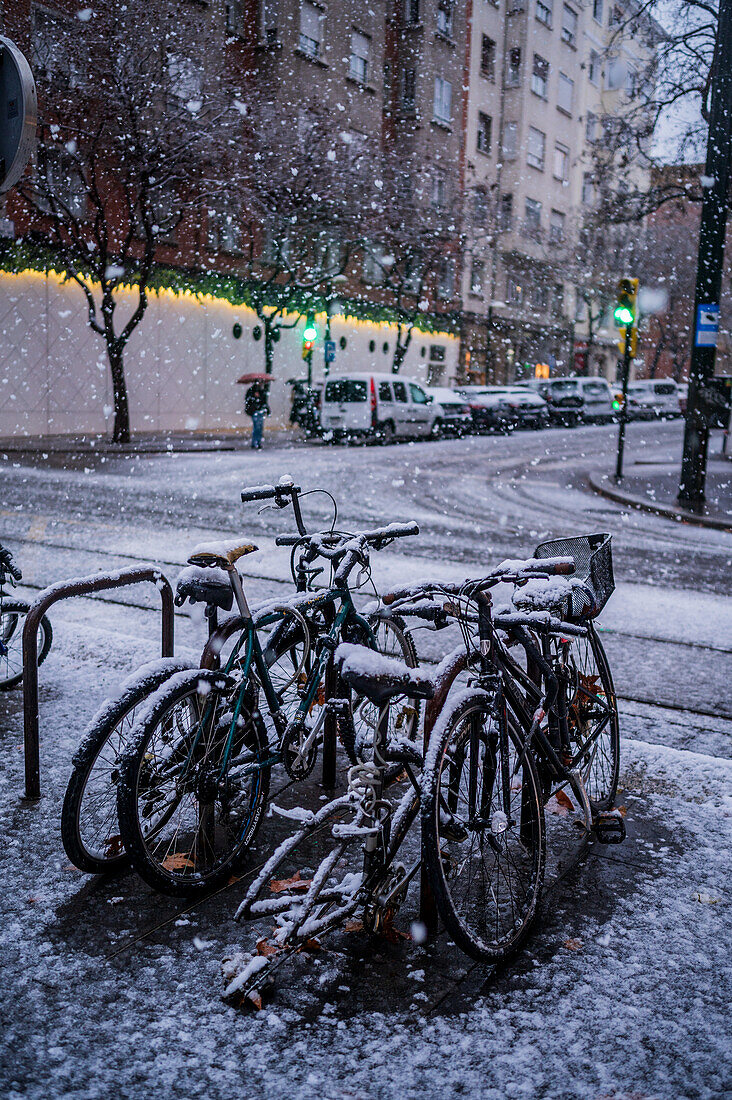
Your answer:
(589, 472), (732, 533)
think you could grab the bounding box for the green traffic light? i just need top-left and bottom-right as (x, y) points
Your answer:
(303, 324), (317, 341)
(614, 306), (634, 326)
(612, 399), (622, 411)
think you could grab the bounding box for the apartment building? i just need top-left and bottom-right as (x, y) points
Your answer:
(460, 0), (659, 382)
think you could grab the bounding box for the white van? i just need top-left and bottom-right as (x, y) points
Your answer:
(320, 373), (441, 443)
(627, 379), (680, 418)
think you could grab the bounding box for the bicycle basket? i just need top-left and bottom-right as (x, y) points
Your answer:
(533, 533), (614, 620)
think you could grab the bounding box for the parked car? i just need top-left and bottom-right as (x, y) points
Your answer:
(425, 386), (473, 437)
(626, 379), (681, 418)
(456, 386), (515, 433)
(319, 373), (440, 443)
(503, 386), (551, 429)
(624, 383), (658, 420)
(527, 379), (584, 426)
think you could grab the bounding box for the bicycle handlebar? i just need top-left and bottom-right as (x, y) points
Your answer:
(240, 480), (301, 504)
(382, 556), (574, 606)
(0, 547), (21, 581)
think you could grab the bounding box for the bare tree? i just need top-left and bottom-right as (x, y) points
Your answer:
(17, 2), (244, 442)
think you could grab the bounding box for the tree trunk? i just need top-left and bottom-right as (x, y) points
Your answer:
(109, 347), (130, 444)
(392, 324), (412, 374)
(265, 325), (274, 375)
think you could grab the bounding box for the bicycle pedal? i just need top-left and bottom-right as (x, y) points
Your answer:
(593, 810), (626, 845)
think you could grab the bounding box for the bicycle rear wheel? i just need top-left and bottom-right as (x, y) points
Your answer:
(561, 625), (619, 810)
(422, 692), (545, 963)
(0, 599), (52, 690)
(117, 669), (269, 896)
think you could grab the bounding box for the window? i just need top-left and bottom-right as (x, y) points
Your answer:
(532, 283), (549, 310)
(502, 121), (518, 159)
(225, 1), (245, 37)
(436, 0), (453, 36)
(404, 255), (423, 293)
(350, 31), (370, 83)
(474, 189), (489, 224)
(261, 0), (279, 41)
(606, 57), (625, 89)
(527, 126), (545, 170)
(167, 54), (204, 101)
(524, 197), (542, 236)
(553, 284), (565, 315)
(507, 47), (521, 85)
(363, 243), (387, 284)
(549, 209), (565, 242)
(557, 72), (574, 114)
(438, 257), (455, 298)
(575, 293), (586, 321)
(536, 0), (553, 27)
(379, 382), (393, 401)
(208, 206), (241, 253)
(554, 142), (569, 180)
(531, 54), (549, 98)
(403, 68), (416, 110)
(432, 173), (446, 208)
(593, 0), (603, 20)
(40, 150), (86, 218)
(429, 345), (446, 362)
(406, 0), (421, 22)
(470, 259), (485, 295)
(585, 112), (598, 143)
(500, 193), (513, 230)
(507, 277), (523, 305)
(393, 381), (408, 402)
(477, 112), (492, 153)
(299, 1), (323, 58)
(32, 9), (81, 87)
(561, 5), (577, 46)
(433, 77), (452, 123)
(481, 35), (496, 80)
(582, 173), (595, 204)
(589, 50), (601, 84)
(410, 383), (429, 404)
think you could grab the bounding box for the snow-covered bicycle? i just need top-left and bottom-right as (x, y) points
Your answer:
(0, 544), (52, 691)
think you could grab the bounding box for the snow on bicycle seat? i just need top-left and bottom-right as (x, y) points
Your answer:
(335, 643), (434, 706)
(187, 539), (259, 569)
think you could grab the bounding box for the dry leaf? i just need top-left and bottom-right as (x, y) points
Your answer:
(248, 990), (263, 1010)
(564, 937), (583, 951)
(555, 789), (574, 810)
(546, 790), (573, 816)
(616, 805), (627, 817)
(301, 938), (322, 953)
(103, 835), (125, 858)
(162, 853), (195, 871)
(256, 939), (279, 957)
(269, 871), (312, 894)
(344, 919), (364, 933)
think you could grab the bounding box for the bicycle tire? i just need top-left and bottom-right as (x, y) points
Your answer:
(117, 669), (270, 896)
(422, 691), (545, 963)
(0, 600), (52, 690)
(563, 624), (620, 811)
(61, 659), (195, 874)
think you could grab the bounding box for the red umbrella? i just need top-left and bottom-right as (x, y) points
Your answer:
(236, 372), (271, 384)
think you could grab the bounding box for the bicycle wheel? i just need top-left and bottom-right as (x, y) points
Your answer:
(61, 659), (195, 874)
(562, 624), (619, 810)
(422, 692), (545, 963)
(117, 669), (269, 896)
(346, 613), (421, 764)
(0, 599), (52, 690)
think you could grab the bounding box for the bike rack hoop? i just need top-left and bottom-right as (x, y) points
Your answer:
(22, 564), (175, 801)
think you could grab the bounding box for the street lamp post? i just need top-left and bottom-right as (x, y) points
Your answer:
(678, 0), (732, 508)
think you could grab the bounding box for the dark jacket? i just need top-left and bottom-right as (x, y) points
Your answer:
(245, 384), (269, 417)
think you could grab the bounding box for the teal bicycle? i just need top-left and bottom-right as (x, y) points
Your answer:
(115, 519), (420, 895)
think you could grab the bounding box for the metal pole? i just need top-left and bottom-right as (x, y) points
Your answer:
(615, 328), (632, 481)
(679, 0), (732, 506)
(321, 653), (337, 790)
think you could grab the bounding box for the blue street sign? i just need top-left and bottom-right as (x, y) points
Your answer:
(324, 339), (336, 363)
(695, 304), (720, 347)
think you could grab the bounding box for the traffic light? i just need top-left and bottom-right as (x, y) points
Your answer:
(613, 278), (638, 328)
(302, 314), (317, 361)
(612, 392), (624, 413)
(616, 327), (638, 356)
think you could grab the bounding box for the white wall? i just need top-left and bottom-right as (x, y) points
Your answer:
(0, 271), (459, 437)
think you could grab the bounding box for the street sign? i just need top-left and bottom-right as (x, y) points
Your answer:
(324, 339), (336, 364)
(0, 36), (36, 194)
(695, 304), (720, 347)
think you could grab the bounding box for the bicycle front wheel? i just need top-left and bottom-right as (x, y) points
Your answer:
(422, 692), (545, 963)
(117, 669), (269, 896)
(561, 624), (619, 811)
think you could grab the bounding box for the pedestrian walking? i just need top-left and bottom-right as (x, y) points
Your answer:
(244, 380), (269, 450)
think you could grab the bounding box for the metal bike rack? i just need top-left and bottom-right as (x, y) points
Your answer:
(22, 565), (175, 801)
(419, 648), (469, 935)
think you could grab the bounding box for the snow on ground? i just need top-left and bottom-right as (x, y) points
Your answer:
(0, 568), (730, 1098)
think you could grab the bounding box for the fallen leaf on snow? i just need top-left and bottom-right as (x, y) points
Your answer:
(269, 871), (312, 894)
(162, 853), (195, 871)
(695, 893), (720, 905)
(546, 790), (574, 816)
(344, 919), (364, 933)
(256, 939), (280, 957)
(564, 938), (583, 951)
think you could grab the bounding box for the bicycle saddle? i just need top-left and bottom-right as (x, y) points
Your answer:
(187, 542), (258, 569)
(175, 567), (234, 611)
(335, 643), (434, 707)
